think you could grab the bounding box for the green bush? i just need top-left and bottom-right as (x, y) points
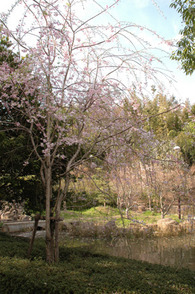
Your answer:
(65, 191), (102, 211)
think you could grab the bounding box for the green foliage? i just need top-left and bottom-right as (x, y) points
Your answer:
(0, 31), (45, 214)
(61, 206), (121, 221)
(0, 127), (45, 213)
(67, 166), (117, 210)
(82, 206), (120, 217)
(0, 32), (19, 68)
(61, 206), (183, 228)
(143, 93), (177, 138)
(170, 0), (195, 75)
(191, 104), (195, 115)
(0, 232), (194, 294)
(65, 190), (101, 211)
(166, 113), (182, 134)
(142, 93), (195, 164)
(176, 120), (195, 165)
(0, 31), (82, 216)
(143, 210), (159, 217)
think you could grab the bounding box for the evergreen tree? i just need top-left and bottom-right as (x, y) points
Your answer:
(170, 0), (195, 75)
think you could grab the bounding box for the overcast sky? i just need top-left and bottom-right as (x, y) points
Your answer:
(0, 0), (194, 104)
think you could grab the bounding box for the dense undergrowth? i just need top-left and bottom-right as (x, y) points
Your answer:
(0, 232), (194, 294)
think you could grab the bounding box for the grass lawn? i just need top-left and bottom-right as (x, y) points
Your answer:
(61, 206), (181, 226)
(0, 232), (194, 294)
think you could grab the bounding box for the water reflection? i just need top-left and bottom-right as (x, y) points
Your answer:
(14, 230), (195, 270)
(92, 234), (195, 271)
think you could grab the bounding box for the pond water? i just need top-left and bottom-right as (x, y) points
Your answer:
(61, 233), (195, 271)
(92, 234), (195, 271)
(14, 230), (195, 270)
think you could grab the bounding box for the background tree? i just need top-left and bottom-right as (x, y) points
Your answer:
(175, 120), (195, 165)
(0, 32), (45, 214)
(170, 0), (195, 75)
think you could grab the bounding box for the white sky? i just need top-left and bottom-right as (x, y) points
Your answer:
(0, 0), (194, 104)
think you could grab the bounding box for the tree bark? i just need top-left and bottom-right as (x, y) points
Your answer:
(54, 217), (59, 262)
(148, 194), (152, 211)
(178, 197), (181, 219)
(27, 213), (41, 258)
(160, 194), (165, 219)
(54, 175), (70, 262)
(45, 164), (54, 263)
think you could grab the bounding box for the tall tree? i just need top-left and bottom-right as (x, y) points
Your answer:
(0, 0), (170, 263)
(0, 32), (44, 213)
(170, 0), (195, 75)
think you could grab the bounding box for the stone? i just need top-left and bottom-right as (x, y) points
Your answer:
(157, 218), (178, 226)
(0, 201), (31, 221)
(138, 205), (146, 212)
(156, 218), (180, 236)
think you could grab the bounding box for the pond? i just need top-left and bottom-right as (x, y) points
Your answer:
(61, 233), (195, 271)
(14, 230), (195, 270)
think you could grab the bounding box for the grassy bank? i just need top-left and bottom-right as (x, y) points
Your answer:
(60, 206), (180, 225)
(0, 232), (194, 294)
(59, 206), (194, 239)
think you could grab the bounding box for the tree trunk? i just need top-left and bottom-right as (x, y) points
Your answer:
(161, 210), (165, 219)
(54, 214), (60, 262)
(27, 213), (41, 258)
(160, 194), (165, 219)
(148, 195), (152, 211)
(126, 207), (129, 219)
(54, 175), (70, 263)
(45, 165), (55, 263)
(63, 201), (67, 211)
(178, 197), (181, 219)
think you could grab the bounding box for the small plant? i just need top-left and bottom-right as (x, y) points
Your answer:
(143, 210), (159, 216)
